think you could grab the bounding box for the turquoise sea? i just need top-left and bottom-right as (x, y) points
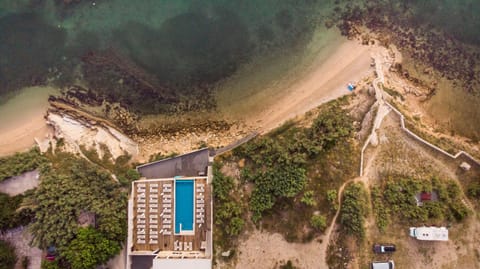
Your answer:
(0, 0), (479, 113)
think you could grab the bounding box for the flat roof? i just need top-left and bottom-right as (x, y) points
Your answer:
(137, 148), (210, 179)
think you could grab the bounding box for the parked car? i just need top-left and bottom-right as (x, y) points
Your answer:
(371, 260), (395, 269)
(373, 244), (396, 253)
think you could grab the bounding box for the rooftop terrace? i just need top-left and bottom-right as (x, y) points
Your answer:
(130, 177), (211, 257)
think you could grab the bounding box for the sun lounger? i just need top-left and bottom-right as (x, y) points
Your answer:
(137, 234), (145, 239)
(137, 239), (146, 244)
(137, 208), (145, 213)
(137, 224), (146, 229)
(197, 204), (204, 208)
(196, 208), (204, 213)
(163, 199), (172, 203)
(163, 230), (171, 235)
(149, 239), (158, 244)
(150, 208), (158, 213)
(150, 234), (158, 239)
(150, 183), (158, 187)
(162, 204), (171, 208)
(150, 203), (158, 208)
(137, 229), (145, 234)
(150, 224), (158, 229)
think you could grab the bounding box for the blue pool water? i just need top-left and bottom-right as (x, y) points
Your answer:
(174, 180), (194, 233)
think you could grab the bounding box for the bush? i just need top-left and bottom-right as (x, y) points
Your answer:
(326, 189), (338, 211)
(0, 239), (17, 269)
(340, 183), (368, 239)
(235, 101), (354, 223)
(310, 215), (327, 231)
(62, 227), (121, 269)
(301, 191), (317, 207)
(212, 165), (244, 238)
(41, 260), (60, 269)
(0, 148), (47, 181)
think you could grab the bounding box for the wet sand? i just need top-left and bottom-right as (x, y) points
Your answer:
(0, 86), (57, 157)
(216, 32), (373, 133)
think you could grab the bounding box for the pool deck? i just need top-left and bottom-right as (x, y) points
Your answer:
(131, 177), (211, 256)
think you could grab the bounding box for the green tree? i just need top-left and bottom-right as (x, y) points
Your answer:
(0, 239), (17, 269)
(310, 215), (327, 231)
(30, 154), (126, 253)
(62, 227), (120, 269)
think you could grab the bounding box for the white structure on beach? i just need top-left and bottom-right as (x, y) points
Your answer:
(409, 226), (448, 241)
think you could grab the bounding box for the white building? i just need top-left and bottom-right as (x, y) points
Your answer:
(409, 226), (448, 241)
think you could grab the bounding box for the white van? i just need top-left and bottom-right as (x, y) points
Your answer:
(371, 260), (395, 269)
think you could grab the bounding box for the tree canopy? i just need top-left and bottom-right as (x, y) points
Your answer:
(29, 153), (126, 267)
(62, 227), (121, 269)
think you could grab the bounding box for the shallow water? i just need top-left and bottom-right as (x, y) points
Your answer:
(0, 0), (338, 114)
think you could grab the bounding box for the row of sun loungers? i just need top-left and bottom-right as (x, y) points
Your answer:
(196, 183), (205, 226)
(136, 181), (174, 244)
(174, 240), (193, 251)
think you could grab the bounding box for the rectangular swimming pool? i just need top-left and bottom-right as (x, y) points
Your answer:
(174, 179), (194, 234)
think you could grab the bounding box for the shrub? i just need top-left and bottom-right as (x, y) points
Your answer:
(301, 191), (317, 207)
(0, 148), (47, 181)
(0, 239), (17, 269)
(340, 183), (368, 239)
(62, 227), (121, 269)
(310, 215), (327, 231)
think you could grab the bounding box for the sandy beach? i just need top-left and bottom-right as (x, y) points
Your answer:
(0, 86), (57, 157)
(216, 34), (373, 133)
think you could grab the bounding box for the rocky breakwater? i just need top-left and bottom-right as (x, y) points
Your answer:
(45, 100), (138, 159)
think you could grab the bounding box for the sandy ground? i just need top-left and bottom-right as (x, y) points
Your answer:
(235, 230), (328, 269)
(218, 38), (374, 133)
(0, 170), (40, 196)
(0, 86), (57, 157)
(0, 227), (42, 269)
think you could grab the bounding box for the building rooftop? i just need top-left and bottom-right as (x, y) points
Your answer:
(136, 148), (210, 179)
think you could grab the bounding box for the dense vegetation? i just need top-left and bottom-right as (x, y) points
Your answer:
(212, 165), (244, 249)
(62, 227), (121, 269)
(0, 192), (34, 231)
(339, 182), (368, 240)
(0, 148), (48, 181)
(217, 100), (359, 243)
(0, 239), (17, 269)
(30, 152), (127, 267)
(372, 177), (469, 229)
(235, 101), (354, 223)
